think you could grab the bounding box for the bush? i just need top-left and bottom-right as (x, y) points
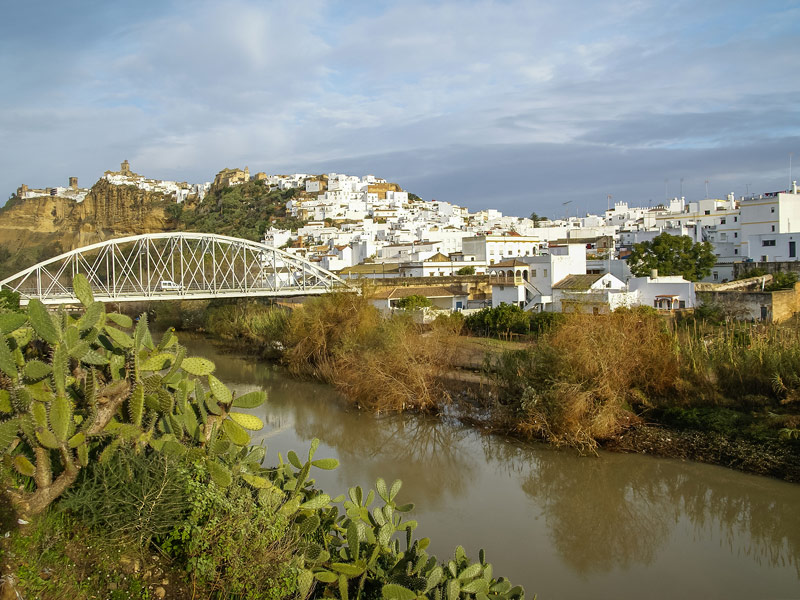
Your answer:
(455, 266), (475, 275)
(528, 311), (566, 335)
(765, 271), (798, 291)
(395, 294), (432, 310)
(162, 464), (295, 599)
(465, 304), (530, 338)
(283, 293), (457, 411)
(60, 448), (190, 546)
(490, 311), (679, 452)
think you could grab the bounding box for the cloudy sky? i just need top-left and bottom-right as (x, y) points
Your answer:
(2, 0), (798, 216)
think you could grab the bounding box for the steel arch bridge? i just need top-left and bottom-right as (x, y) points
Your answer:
(0, 232), (353, 305)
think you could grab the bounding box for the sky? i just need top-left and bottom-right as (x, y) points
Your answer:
(1, 0), (798, 217)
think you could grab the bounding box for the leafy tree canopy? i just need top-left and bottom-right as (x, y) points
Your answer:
(456, 266), (475, 275)
(394, 294), (432, 310)
(628, 233), (715, 281)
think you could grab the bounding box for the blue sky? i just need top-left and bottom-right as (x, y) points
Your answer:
(1, 0), (798, 217)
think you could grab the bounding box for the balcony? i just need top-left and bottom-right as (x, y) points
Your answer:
(489, 275), (525, 286)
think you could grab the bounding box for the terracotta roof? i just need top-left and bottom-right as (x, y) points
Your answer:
(371, 285), (465, 300)
(338, 263), (400, 274)
(552, 273), (604, 290)
(492, 259), (529, 268)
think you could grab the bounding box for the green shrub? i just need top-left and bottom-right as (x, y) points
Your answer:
(162, 463), (296, 599)
(465, 304), (530, 338)
(60, 447), (190, 545)
(765, 271), (798, 291)
(455, 266), (475, 275)
(395, 294), (432, 311)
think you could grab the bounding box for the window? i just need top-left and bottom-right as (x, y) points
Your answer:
(771, 225), (776, 232)
(771, 207), (775, 213)
(704, 210), (711, 215)
(720, 218), (726, 225)
(713, 272), (718, 281)
(735, 249), (739, 255)
(531, 269), (537, 277)
(734, 232), (738, 238)
(790, 241), (796, 258)
(734, 216), (738, 222)
(762, 240), (776, 247)
(761, 255), (768, 261)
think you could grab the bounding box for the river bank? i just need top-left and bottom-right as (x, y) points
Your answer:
(187, 325), (800, 484)
(135, 297), (800, 483)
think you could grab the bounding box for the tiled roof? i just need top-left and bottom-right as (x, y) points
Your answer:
(370, 285), (465, 299)
(551, 273), (604, 290)
(491, 259), (529, 268)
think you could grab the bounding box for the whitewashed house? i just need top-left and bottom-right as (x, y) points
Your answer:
(628, 272), (696, 310)
(551, 273), (635, 314)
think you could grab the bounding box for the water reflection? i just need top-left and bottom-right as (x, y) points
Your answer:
(184, 333), (800, 598)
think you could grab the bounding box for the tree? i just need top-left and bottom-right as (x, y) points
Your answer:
(530, 212), (544, 227)
(456, 266), (475, 275)
(395, 294), (432, 310)
(627, 233), (716, 281)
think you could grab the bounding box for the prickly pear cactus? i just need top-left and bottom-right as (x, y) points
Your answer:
(0, 274), (271, 518)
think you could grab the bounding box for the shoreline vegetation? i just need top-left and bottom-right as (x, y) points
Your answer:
(162, 294), (800, 483)
(0, 283), (524, 599)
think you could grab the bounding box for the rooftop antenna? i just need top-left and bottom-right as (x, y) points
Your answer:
(680, 177), (684, 198)
(607, 193), (612, 212)
(664, 178), (669, 202)
(562, 200), (572, 220)
(746, 183), (751, 196)
(791, 152), (794, 186)
(705, 179), (710, 200)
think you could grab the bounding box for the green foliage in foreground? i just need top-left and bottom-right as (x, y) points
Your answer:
(0, 273), (268, 517)
(1, 285), (524, 599)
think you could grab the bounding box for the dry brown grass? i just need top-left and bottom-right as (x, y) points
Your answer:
(494, 309), (681, 452)
(282, 293), (458, 411)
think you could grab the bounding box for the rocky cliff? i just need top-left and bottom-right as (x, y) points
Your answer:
(0, 179), (181, 253)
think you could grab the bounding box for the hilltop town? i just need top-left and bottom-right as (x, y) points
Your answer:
(6, 161), (800, 321)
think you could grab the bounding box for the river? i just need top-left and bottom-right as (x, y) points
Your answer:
(185, 333), (800, 600)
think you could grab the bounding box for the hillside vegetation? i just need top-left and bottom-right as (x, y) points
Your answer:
(176, 182), (306, 242)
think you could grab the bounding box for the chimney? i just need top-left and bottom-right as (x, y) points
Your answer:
(651, 269), (658, 279)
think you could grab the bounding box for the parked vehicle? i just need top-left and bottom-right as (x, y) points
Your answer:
(159, 280), (183, 291)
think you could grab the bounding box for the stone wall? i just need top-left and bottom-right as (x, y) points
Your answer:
(699, 282), (800, 322)
(732, 261), (800, 278)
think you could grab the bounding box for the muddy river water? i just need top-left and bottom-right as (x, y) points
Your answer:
(187, 334), (800, 600)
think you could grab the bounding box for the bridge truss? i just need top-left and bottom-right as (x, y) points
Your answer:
(0, 232), (352, 305)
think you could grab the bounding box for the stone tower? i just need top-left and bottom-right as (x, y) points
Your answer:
(69, 177), (78, 189)
(121, 160), (130, 174)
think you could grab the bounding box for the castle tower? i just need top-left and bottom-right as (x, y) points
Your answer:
(121, 160), (130, 173)
(69, 177), (78, 189)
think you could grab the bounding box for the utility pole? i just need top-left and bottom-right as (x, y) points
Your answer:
(705, 179), (710, 200)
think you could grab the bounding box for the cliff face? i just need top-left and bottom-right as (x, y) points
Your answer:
(0, 179), (180, 253)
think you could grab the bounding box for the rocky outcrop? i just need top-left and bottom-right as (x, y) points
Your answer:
(0, 179), (184, 253)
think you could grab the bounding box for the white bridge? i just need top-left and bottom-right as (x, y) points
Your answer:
(0, 232), (352, 305)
